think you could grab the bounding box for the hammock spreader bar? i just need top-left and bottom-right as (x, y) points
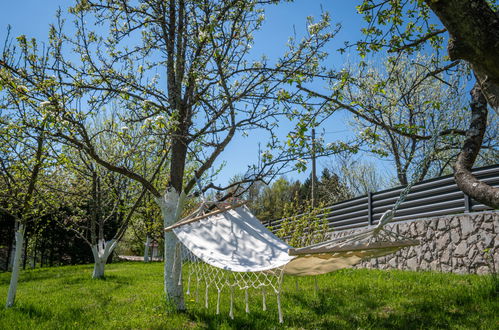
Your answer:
(164, 201), (247, 232)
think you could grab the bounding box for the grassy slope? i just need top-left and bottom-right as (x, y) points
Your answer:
(0, 262), (497, 329)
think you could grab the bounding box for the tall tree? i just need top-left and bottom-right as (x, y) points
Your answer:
(51, 149), (145, 278)
(287, 0), (499, 207)
(352, 0), (499, 206)
(343, 54), (498, 185)
(0, 66), (52, 307)
(1, 0), (334, 310)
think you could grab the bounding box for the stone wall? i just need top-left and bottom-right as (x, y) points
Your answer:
(328, 211), (498, 274)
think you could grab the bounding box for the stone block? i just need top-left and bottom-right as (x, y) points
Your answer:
(451, 257), (463, 268)
(467, 249), (477, 260)
(473, 253), (486, 265)
(476, 266), (489, 275)
(437, 218), (447, 230)
(481, 234), (493, 248)
(454, 241), (467, 257)
(450, 217), (460, 229)
(406, 257), (419, 270)
(416, 221), (426, 233)
(436, 233), (450, 250)
(441, 263), (452, 273)
(466, 234), (478, 246)
(409, 223), (418, 236)
(406, 246), (419, 258)
(400, 224), (410, 236)
(425, 228), (434, 240)
(441, 250), (451, 263)
(460, 217), (475, 237)
(388, 257), (398, 268)
(424, 251), (432, 262)
(481, 221), (494, 232)
(451, 230), (461, 244)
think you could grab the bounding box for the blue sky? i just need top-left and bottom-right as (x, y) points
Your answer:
(0, 1), (394, 187)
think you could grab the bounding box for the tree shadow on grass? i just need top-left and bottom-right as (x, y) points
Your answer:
(1, 303), (95, 328)
(185, 308), (279, 330)
(281, 284), (486, 329)
(14, 303), (51, 319)
(0, 265), (95, 285)
(61, 273), (134, 286)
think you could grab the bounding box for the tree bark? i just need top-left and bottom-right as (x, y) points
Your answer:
(156, 189), (186, 311)
(424, 0), (499, 208)
(454, 83), (499, 208)
(426, 0), (499, 112)
(6, 223), (24, 308)
(90, 239), (117, 279)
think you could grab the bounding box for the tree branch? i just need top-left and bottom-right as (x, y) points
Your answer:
(454, 83), (499, 208)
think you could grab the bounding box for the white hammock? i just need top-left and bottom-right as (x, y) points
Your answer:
(173, 205), (416, 276)
(168, 203), (417, 322)
(170, 204), (417, 322)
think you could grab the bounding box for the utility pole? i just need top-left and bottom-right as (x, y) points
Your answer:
(311, 127), (316, 208)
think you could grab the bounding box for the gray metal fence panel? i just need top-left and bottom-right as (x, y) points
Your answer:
(262, 164), (499, 233)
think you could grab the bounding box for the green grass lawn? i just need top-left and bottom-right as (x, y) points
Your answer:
(0, 262), (497, 329)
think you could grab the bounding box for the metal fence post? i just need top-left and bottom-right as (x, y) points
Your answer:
(464, 193), (472, 213)
(368, 192), (373, 226)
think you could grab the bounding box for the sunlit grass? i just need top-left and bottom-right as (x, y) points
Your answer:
(0, 262), (497, 329)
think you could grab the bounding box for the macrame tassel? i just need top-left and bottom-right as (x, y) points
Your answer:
(186, 272), (191, 295)
(205, 285), (209, 309)
(216, 288), (221, 315)
(229, 286), (234, 319)
(245, 288), (250, 313)
(262, 287), (267, 311)
(277, 291), (283, 324)
(178, 261), (183, 286)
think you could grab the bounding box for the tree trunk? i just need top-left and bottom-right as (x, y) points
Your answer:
(22, 234), (28, 270)
(144, 235), (151, 262)
(6, 223), (24, 308)
(424, 0), (499, 208)
(156, 188), (186, 311)
(31, 237), (37, 269)
(426, 0), (499, 110)
(93, 258), (105, 278)
(454, 83), (499, 208)
(7, 225), (17, 272)
(90, 239), (117, 279)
